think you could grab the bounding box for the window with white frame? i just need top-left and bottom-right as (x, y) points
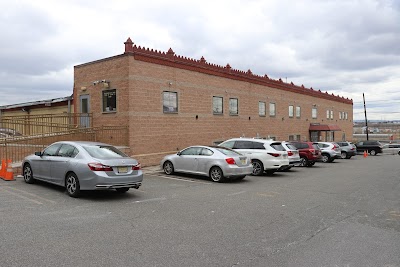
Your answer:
(259, 101), (266, 116)
(326, 110), (330, 119)
(213, 96), (223, 114)
(330, 110), (334, 119)
(289, 105), (294, 118)
(296, 106), (301, 118)
(345, 112), (348, 120)
(269, 102), (276, 116)
(163, 91), (178, 113)
(312, 107), (317, 119)
(229, 98), (238, 115)
(339, 112), (342, 120)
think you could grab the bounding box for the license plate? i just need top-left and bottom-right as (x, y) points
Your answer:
(118, 167), (128, 173)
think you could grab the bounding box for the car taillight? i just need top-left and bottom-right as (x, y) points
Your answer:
(268, 153), (280, 157)
(132, 163), (141, 170)
(310, 149), (315, 154)
(288, 151), (293, 156)
(225, 158), (236, 165)
(350, 147), (355, 150)
(88, 163), (113, 171)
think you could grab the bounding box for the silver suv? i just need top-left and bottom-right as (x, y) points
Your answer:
(316, 142), (341, 163)
(336, 141), (357, 159)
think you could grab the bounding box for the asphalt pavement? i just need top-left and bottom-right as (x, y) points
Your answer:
(1, 154), (399, 267)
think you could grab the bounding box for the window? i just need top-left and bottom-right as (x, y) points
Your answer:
(330, 110), (334, 119)
(43, 143), (62, 156)
(296, 106), (301, 118)
(213, 96), (223, 114)
(269, 102), (276, 116)
(289, 105), (294, 118)
(102, 89), (116, 112)
(259, 101), (266, 116)
(345, 112), (348, 120)
(312, 107), (317, 119)
(180, 147), (202, 156)
(326, 110), (330, 119)
(58, 144), (78, 158)
(229, 98), (238, 115)
(339, 112), (342, 120)
(163, 91), (178, 113)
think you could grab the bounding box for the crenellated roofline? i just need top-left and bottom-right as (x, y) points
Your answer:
(124, 37), (353, 105)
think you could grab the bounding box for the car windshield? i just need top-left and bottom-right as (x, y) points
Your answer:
(83, 145), (127, 159)
(216, 147), (242, 156)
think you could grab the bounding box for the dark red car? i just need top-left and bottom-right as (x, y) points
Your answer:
(289, 141), (322, 167)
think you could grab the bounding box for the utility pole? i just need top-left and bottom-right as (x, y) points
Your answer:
(363, 93), (369, 140)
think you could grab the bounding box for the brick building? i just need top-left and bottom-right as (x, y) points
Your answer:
(73, 37), (353, 165)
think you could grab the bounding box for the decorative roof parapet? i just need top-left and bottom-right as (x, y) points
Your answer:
(124, 38), (352, 104)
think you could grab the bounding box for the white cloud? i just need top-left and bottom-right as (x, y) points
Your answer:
(0, 0), (399, 120)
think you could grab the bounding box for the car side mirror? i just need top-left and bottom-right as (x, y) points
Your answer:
(177, 152), (181, 156)
(34, 151), (43, 157)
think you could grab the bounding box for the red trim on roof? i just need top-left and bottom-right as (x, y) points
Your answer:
(123, 37), (353, 105)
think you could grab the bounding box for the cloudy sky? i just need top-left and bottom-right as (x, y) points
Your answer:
(1, 0), (399, 120)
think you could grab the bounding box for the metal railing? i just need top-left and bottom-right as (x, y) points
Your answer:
(0, 113), (93, 136)
(0, 126), (129, 164)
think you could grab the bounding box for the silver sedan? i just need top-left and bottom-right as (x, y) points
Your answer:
(22, 141), (143, 197)
(161, 145), (253, 182)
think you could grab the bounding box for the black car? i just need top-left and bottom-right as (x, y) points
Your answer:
(355, 140), (383, 156)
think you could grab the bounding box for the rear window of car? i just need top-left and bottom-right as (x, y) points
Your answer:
(312, 144), (320, 150)
(285, 144), (297, 150)
(83, 145), (127, 159)
(270, 143), (285, 151)
(216, 147), (242, 156)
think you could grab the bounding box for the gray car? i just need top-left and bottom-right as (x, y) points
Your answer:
(22, 141), (143, 197)
(161, 145), (253, 182)
(315, 142), (341, 163)
(336, 141), (357, 159)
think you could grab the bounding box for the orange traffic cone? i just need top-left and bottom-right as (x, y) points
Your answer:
(1, 159), (14, 181)
(363, 150), (368, 158)
(0, 159), (6, 178)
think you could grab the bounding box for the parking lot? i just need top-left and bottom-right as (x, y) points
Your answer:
(1, 154), (399, 267)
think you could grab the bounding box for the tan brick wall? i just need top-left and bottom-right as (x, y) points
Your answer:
(74, 54), (353, 166)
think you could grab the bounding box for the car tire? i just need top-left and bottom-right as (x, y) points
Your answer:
(370, 149), (377, 156)
(321, 153), (331, 163)
(299, 157), (308, 167)
(116, 188), (129, 193)
(398, 151), (400, 156)
(163, 161), (174, 175)
(23, 163), (35, 184)
(65, 172), (81, 198)
(209, 166), (225, 183)
(251, 160), (264, 176)
(341, 152), (347, 159)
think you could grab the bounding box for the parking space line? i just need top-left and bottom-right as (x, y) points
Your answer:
(133, 197), (167, 203)
(149, 174), (212, 184)
(227, 191), (246, 196)
(4, 187), (57, 204)
(0, 187), (43, 205)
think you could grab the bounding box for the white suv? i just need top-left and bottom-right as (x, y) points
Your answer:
(315, 142), (341, 163)
(218, 138), (289, 175)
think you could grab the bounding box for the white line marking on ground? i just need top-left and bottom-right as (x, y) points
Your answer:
(0, 187), (43, 205)
(227, 191), (246, 196)
(150, 175), (212, 184)
(5, 186), (57, 204)
(133, 197), (167, 203)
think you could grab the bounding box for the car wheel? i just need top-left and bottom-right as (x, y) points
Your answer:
(163, 161), (174, 175)
(65, 173), (81, 198)
(23, 163), (35, 184)
(341, 152), (347, 159)
(209, 166), (225, 183)
(116, 188), (129, 193)
(321, 153), (331, 163)
(251, 160), (264, 176)
(299, 157), (308, 167)
(369, 149), (377, 156)
(398, 151), (400, 156)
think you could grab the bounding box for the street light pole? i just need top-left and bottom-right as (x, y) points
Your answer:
(363, 93), (369, 140)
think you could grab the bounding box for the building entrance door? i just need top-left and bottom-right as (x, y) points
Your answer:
(79, 95), (90, 128)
